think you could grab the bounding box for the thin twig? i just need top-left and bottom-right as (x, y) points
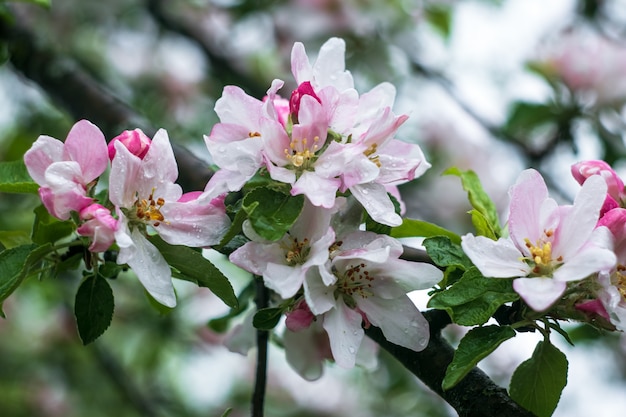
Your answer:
(252, 278), (269, 417)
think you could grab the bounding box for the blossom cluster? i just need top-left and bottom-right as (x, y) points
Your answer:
(23, 38), (442, 376)
(462, 161), (626, 331)
(204, 37), (430, 227)
(24, 122), (231, 307)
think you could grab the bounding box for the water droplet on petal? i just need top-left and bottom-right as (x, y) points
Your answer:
(348, 346), (355, 354)
(361, 188), (369, 195)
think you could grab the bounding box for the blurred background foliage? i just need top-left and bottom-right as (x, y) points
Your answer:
(2, 0), (626, 416)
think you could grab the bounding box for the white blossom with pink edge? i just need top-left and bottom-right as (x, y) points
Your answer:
(303, 231), (442, 368)
(462, 169), (616, 312)
(203, 81), (283, 195)
(109, 128), (231, 307)
(282, 317), (379, 381)
(229, 200), (336, 299)
(24, 119), (108, 220)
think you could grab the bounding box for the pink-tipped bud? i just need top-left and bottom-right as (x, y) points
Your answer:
(572, 160), (625, 204)
(575, 299), (610, 321)
(108, 128), (152, 160)
(77, 204), (118, 253)
(289, 81), (321, 123)
(285, 300), (315, 332)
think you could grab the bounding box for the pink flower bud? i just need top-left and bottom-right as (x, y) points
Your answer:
(575, 299), (610, 321)
(285, 300), (315, 332)
(108, 128), (152, 160)
(77, 204), (118, 253)
(571, 160), (625, 204)
(289, 81), (321, 123)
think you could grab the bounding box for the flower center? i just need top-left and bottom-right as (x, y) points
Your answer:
(133, 189), (168, 227)
(335, 262), (375, 304)
(523, 229), (562, 275)
(284, 136), (320, 170)
(283, 236), (311, 266)
(363, 143), (381, 167)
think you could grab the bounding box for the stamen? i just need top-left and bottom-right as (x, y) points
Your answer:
(363, 143), (381, 167)
(284, 136), (320, 169)
(284, 237), (310, 266)
(134, 188), (168, 226)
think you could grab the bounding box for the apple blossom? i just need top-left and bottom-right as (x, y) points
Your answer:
(109, 128), (230, 307)
(204, 82), (283, 195)
(303, 231), (443, 368)
(24, 119), (108, 220)
(462, 169), (616, 312)
(229, 200), (336, 299)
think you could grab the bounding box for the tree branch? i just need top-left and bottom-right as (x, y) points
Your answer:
(366, 310), (536, 417)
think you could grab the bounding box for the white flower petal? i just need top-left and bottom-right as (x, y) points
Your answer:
(121, 230), (176, 307)
(513, 277), (566, 312)
(461, 234), (530, 278)
(556, 175), (607, 259)
(357, 296), (429, 352)
(322, 299), (363, 368)
(350, 182), (402, 226)
(283, 322), (327, 381)
(303, 269), (336, 315)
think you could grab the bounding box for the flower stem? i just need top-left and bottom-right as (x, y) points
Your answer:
(252, 277), (269, 417)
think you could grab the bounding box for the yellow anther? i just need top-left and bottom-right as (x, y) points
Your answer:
(135, 191), (168, 226)
(248, 131), (261, 138)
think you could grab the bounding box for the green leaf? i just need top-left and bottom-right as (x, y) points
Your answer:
(209, 282), (255, 333)
(428, 267), (518, 326)
(423, 236), (471, 270)
(242, 187), (304, 241)
(509, 341), (568, 417)
(424, 4), (452, 39)
(391, 218), (461, 244)
(468, 209), (501, 241)
(74, 274), (114, 345)
(252, 307), (282, 330)
(444, 167), (502, 239)
(31, 205), (75, 245)
(98, 261), (122, 279)
(504, 101), (556, 137)
(148, 235), (238, 308)
(443, 325), (516, 390)
(0, 160), (39, 194)
(215, 203), (247, 250)
(221, 408), (233, 417)
(0, 244), (36, 315)
(0, 230), (31, 249)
